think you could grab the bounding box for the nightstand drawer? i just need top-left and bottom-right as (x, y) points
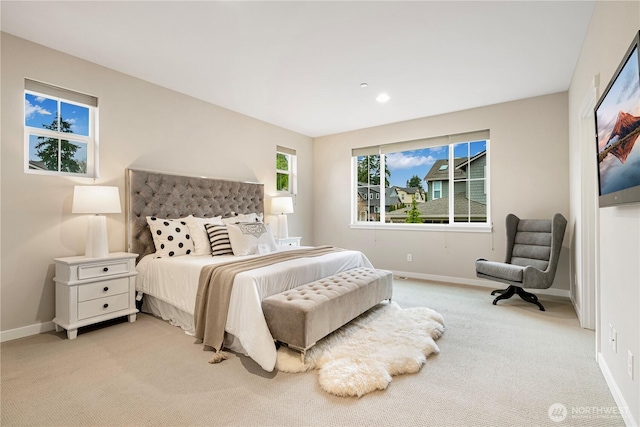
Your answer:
(78, 261), (130, 280)
(77, 293), (130, 320)
(275, 237), (301, 247)
(78, 278), (129, 302)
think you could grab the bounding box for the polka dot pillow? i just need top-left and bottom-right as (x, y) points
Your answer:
(146, 216), (194, 258)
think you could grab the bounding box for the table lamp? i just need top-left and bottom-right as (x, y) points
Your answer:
(271, 196), (294, 239)
(72, 185), (121, 258)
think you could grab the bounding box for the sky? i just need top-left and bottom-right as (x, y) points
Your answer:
(387, 140), (487, 188)
(25, 92), (90, 136)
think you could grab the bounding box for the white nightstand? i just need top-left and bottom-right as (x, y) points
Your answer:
(53, 252), (138, 339)
(275, 236), (301, 247)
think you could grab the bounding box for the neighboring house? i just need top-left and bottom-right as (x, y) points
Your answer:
(394, 186), (426, 204)
(457, 151), (487, 205)
(386, 187), (402, 211)
(387, 151), (488, 223)
(423, 151), (487, 205)
(423, 158), (466, 201)
(357, 185), (403, 221)
(28, 160), (48, 170)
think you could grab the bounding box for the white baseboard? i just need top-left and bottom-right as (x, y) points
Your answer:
(598, 353), (638, 427)
(1, 321), (56, 343)
(390, 270), (571, 299)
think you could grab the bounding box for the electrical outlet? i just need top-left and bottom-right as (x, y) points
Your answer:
(406, 254), (412, 262)
(628, 351), (634, 380)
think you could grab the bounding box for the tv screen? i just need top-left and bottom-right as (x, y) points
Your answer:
(594, 30), (640, 207)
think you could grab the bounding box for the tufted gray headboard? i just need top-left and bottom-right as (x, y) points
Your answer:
(126, 169), (264, 263)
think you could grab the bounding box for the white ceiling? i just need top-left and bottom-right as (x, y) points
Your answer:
(1, 1), (595, 138)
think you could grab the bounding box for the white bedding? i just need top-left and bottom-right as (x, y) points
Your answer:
(135, 246), (373, 371)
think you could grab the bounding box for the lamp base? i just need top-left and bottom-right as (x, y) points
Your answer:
(85, 215), (109, 258)
(277, 214), (289, 239)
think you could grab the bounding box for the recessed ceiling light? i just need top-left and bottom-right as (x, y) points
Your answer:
(360, 83), (368, 88)
(376, 93), (390, 103)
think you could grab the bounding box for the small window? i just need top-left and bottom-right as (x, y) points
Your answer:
(276, 145), (296, 194)
(439, 164), (448, 171)
(432, 181), (442, 199)
(24, 80), (97, 176)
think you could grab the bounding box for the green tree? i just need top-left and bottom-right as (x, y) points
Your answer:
(406, 174), (424, 191)
(276, 153), (289, 191)
(405, 194), (422, 223)
(35, 114), (82, 173)
(357, 155), (390, 187)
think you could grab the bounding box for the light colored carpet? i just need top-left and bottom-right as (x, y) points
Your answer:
(276, 301), (445, 397)
(1, 278), (625, 426)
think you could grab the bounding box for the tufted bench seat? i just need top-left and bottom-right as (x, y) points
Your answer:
(262, 267), (393, 358)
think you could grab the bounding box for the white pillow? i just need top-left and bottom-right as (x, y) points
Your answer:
(184, 215), (224, 255)
(226, 222), (277, 256)
(222, 212), (264, 225)
(146, 216), (194, 258)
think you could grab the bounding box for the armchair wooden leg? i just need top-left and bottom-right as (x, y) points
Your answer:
(492, 285), (516, 305)
(491, 285), (546, 311)
(515, 287), (545, 311)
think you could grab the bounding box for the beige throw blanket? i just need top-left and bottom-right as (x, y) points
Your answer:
(194, 246), (343, 358)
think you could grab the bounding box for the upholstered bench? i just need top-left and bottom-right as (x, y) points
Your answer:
(262, 267), (393, 359)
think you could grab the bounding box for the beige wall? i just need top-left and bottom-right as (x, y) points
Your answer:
(313, 92), (570, 289)
(568, 1), (640, 423)
(0, 33), (314, 333)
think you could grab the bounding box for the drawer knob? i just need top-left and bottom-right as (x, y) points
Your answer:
(103, 303), (109, 309)
(103, 267), (109, 272)
(103, 286), (109, 292)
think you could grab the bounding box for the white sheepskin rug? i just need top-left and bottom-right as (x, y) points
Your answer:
(275, 301), (445, 397)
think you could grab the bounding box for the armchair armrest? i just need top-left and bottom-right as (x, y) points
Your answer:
(522, 265), (552, 289)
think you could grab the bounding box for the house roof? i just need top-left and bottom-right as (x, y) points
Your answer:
(424, 158), (467, 182)
(394, 186), (424, 195)
(387, 193), (486, 219)
(28, 160), (48, 171)
(456, 151), (487, 170)
(386, 187), (399, 199)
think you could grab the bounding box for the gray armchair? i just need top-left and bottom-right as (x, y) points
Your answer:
(475, 213), (567, 311)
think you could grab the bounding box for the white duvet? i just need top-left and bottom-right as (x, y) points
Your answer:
(135, 247), (373, 371)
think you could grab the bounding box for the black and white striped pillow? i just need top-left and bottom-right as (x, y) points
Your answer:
(204, 224), (233, 256)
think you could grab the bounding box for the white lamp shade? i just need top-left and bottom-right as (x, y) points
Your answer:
(72, 186), (121, 258)
(271, 197), (294, 215)
(72, 186), (121, 214)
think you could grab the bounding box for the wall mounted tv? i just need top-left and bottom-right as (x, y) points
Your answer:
(594, 30), (640, 207)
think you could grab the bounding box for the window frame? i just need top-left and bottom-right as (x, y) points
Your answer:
(24, 82), (98, 177)
(350, 131), (491, 232)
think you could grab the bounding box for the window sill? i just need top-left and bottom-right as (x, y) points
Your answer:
(349, 223), (492, 233)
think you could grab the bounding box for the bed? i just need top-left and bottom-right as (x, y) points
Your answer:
(126, 169), (373, 371)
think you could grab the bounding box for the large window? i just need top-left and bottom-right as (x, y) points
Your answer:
(24, 79), (97, 176)
(276, 145), (296, 194)
(352, 130), (490, 229)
